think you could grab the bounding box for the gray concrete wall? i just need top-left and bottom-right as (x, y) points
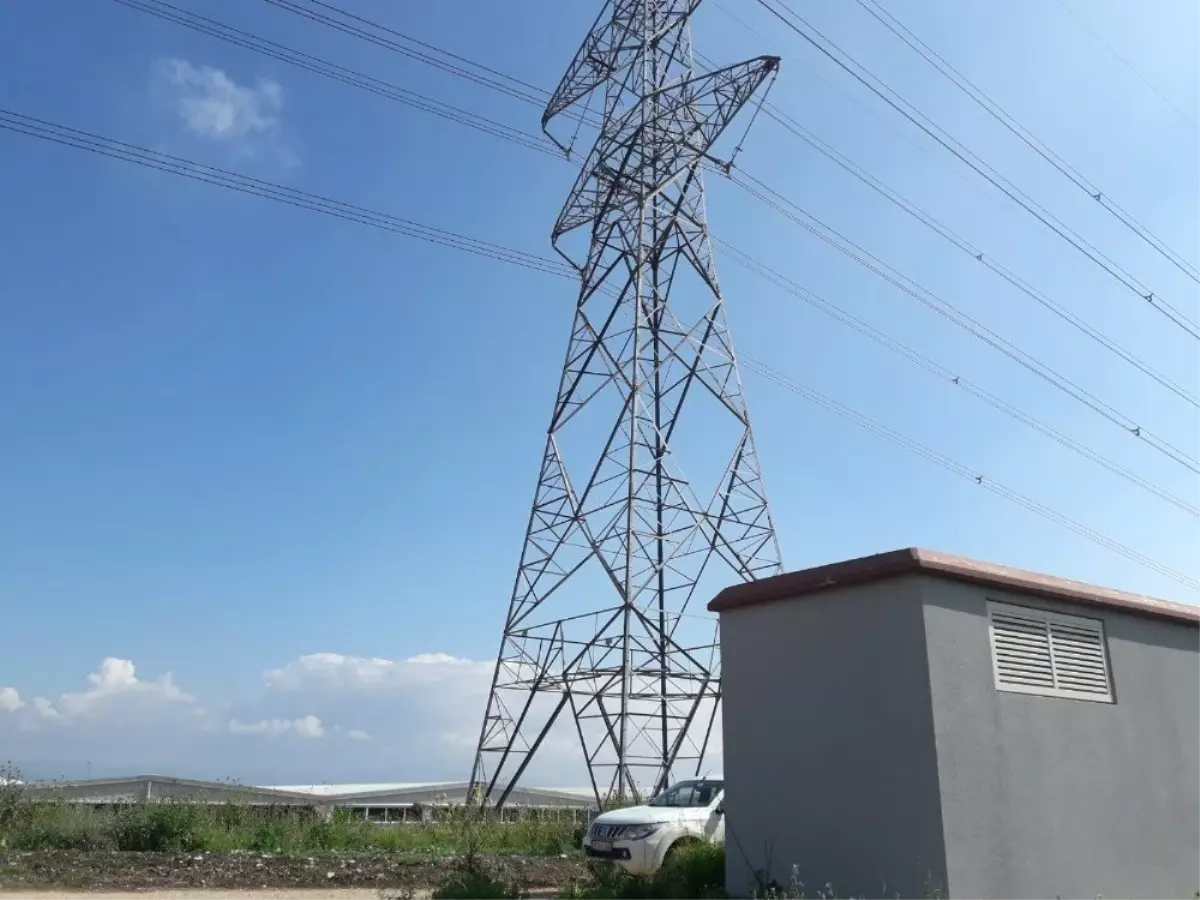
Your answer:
(920, 577), (1200, 899)
(720, 576), (949, 899)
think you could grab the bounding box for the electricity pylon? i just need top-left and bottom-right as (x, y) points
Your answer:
(469, 0), (782, 809)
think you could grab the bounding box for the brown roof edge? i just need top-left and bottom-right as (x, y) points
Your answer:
(707, 547), (1200, 624)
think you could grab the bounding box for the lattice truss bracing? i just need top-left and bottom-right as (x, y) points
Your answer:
(470, 0), (783, 809)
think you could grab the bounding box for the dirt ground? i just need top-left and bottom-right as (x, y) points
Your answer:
(1, 892), (394, 899)
(0, 850), (587, 894)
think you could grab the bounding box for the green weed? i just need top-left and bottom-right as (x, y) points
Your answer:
(562, 841), (726, 899)
(0, 789), (578, 858)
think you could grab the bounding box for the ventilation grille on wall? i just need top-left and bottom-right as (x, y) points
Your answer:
(987, 601), (1113, 703)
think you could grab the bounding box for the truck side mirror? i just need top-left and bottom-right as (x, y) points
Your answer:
(715, 802), (724, 816)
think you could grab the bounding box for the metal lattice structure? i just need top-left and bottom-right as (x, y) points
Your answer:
(469, 0), (782, 809)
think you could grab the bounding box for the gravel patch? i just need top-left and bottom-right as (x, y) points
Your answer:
(0, 850), (588, 892)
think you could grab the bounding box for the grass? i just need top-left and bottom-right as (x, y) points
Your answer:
(424, 840), (728, 899)
(0, 799), (580, 857)
(0, 761), (579, 857)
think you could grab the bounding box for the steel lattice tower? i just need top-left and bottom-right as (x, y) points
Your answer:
(469, 0), (782, 809)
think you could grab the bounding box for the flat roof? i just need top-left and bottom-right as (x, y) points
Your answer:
(707, 547), (1200, 624)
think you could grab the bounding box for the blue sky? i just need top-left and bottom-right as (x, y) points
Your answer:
(0, 0), (1196, 784)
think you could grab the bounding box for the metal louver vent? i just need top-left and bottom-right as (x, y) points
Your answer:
(988, 601), (1113, 703)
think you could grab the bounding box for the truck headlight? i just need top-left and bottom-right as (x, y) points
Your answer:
(621, 823), (662, 841)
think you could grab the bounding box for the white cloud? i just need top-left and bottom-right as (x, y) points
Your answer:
(32, 698), (60, 720)
(293, 715), (324, 739)
(265, 652), (490, 692)
(0, 687), (22, 713)
(0, 651), (716, 787)
(156, 58), (282, 142)
(54, 657), (191, 720)
(229, 715), (324, 739)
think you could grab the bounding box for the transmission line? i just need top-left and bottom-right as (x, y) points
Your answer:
(691, 50), (1197, 408)
(715, 241), (1199, 517)
(1052, 0), (1198, 134)
(254, 0), (1199, 340)
(254, 0), (604, 133)
(753, 0), (1200, 340)
(3, 108), (1193, 593)
(128, 0), (1195, 408)
(727, 169), (1200, 474)
(735, 354), (1200, 593)
(237, 0), (1200, 418)
(854, 0), (1200, 286)
(102, 0), (1198, 485)
(109, 0), (560, 158)
(259, 0), (547, 106)
(0, 111), (571, 278)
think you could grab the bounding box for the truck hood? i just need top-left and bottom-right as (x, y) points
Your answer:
(591, 804), (706, 825)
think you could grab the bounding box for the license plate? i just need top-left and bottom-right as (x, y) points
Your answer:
(592, 839), (612, 852)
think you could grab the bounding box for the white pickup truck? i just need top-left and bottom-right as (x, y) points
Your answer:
(581, 777), (724, 875)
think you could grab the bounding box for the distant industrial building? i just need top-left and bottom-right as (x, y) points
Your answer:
(711, 547), (1199, 900)
(19, 775), (596, 821)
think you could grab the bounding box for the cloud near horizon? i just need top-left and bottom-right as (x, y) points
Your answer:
(0, 652), (721, 788)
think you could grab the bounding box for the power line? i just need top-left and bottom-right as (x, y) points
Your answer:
(854, 0), (1200, 286)
(0, 111), (572, 279)
(736, 354), (1200, 592)
(114, 0), (1200, 436)
(112, 0), (1200, 460)
(96, 0), (1200, 487)
(709, 0), (982, 195)
(1056, 0), (1200, 137)
(3, 108), (1193, 593)
(109, 0), (560, 158)
(238, 0), (1200, 418)
(258, 0), (548, 106)
(256, 0), (605, 132)
(715, 240), (1199, 517)
(691, 49), (1197, 408)
(141, 0), (1197, 410)
(726, 169), (1200, 474)
(753, 0), (1200, 340)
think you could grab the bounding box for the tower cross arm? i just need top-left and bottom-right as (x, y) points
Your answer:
(553, 55), (780, 240)
(541, 0), (705, 139)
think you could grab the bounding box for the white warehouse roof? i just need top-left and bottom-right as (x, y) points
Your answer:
(19, 775), (597, 808)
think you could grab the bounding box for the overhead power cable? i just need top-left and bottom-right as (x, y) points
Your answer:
(109, 0), (560, 158)
(715, 240), (1199, 518)
(854, 0), (1200, 286)
(256, 0), (1199, 339)
(3, 109), (1194, 592)
(735, 354), (1200, 593)
(132, 0), (1195, 410)
(180, 0), (1200, 429)
(259, 0), (547, 106)
(257, 0), (605, 132)
(105, 0), (1200, 487)
(753, 0), (1200, 340)
(691, 50), (1197, 408)
(0, 111), (571, 279)
(1052, 0), (1198, 134)
(708, 1), (981, 194)
(727, 169), (1200, 475)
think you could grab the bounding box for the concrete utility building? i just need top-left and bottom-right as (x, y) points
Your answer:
(710, 548), (1199, 900)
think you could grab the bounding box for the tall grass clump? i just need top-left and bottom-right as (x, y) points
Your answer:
(562, 841), (726, 899)
(110, 804), (208, 852)
(0, 779), (579, 858)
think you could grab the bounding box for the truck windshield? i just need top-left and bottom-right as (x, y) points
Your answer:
(647, 779), (723, 808)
